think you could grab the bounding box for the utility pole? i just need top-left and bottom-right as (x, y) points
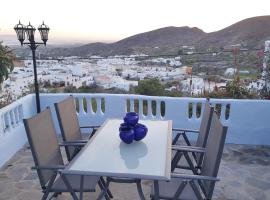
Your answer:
(232, 45), (240, 84)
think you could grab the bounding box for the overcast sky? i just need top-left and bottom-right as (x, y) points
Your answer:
(0, 0), (269, 43)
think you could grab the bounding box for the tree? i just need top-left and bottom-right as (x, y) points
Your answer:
(0, 42), (14, 85)
(135, 78), (165, 96)
(201, 80), (257, 99)
(64, 86), (77, 93)
(115, 68), (123, 76)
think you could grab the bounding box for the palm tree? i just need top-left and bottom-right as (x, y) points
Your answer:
(0, 42), (14, 85)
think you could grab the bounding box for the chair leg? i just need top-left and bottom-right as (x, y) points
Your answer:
(100, 177), (113, 198)
(60, 173), (79, 200)
(89, 128), (97, 139)
(171, 151), (183, 172)
(189, 180), (204, 200)
(97, 180), (110, 200)
(47, 192), (62, 200)
(173, 181), (188, 199)
(182, 132), (192, 146)
(183, 152), (197, 174)
(172, 132), (181, 145)
(136, 181), (145, 200)
(41, 173), (58, 200)
(41, 192), (50, 200)
(48, 193), (59, 200)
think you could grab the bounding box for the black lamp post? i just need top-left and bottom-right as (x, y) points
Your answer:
(14, 21), (49, 113)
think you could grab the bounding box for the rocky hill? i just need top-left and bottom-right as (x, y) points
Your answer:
(51, 26), (206, 56)
(44, 15), (270, 57)
(197, 16), (270, 49)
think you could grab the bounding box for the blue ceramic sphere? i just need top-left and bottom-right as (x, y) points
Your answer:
(119, 127), (134, 144)
(133, 123), (148, 141)
(124, 112), (139, 126)
(119, 122), (131, 131)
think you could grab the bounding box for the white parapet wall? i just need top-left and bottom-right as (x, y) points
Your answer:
(0, 94), (36, 168)
(1, 93), (270, 168)
(40, 93), (270, 145)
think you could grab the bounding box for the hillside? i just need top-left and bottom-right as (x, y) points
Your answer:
(52, 26), (206, 56)
(112, 26), (206, 48)
(197, 16), (270, 49)
(34, 15), (270, 57)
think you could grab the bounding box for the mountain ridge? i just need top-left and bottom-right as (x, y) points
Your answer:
(197, 15), (270, 49)
(30, 15), (270, 56)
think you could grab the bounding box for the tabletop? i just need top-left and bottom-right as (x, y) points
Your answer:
(63, 119), (172, 181)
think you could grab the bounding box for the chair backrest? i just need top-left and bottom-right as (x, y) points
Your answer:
(195, 101), (214, 148)
(23, 109), (64, 189)
(200, 112), (227, 199)
(195, 101), (214, 165)
(54, 96), (82, 161)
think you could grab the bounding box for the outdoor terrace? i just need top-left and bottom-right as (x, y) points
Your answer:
(0, 93), (270, 199)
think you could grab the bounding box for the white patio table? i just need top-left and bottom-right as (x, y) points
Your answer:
(62, 118), (172, 200)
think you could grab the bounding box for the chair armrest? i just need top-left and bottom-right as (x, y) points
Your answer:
(64, 139), (88, 143)
(173, 145), (205, 150)
(172, 128), (199, 133)
(80, 125), (100, 129)
(172, 145), (206, 153)
(171, 172), (220, 181)
(59, 142), (86, 147)
(32, 165), (65, 171)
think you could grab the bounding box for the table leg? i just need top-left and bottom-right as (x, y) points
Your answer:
(154, 180), (159, 200)
(79, 175), (84, 200)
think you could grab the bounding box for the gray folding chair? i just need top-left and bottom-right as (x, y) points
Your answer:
(171, 101), (214, 172)
(54, 96), (100, 161)
(55, 97), (145, 200)
(23, 108), (109, 200)
(151, 112), (227, 200)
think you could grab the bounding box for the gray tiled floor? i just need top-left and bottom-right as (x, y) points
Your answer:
(0, 144), (270, 200)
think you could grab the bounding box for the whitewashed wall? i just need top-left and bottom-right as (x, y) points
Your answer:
(0, 94), (36, 168)
(40, 93), (270, 145)
(1, 93), (270, 168)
